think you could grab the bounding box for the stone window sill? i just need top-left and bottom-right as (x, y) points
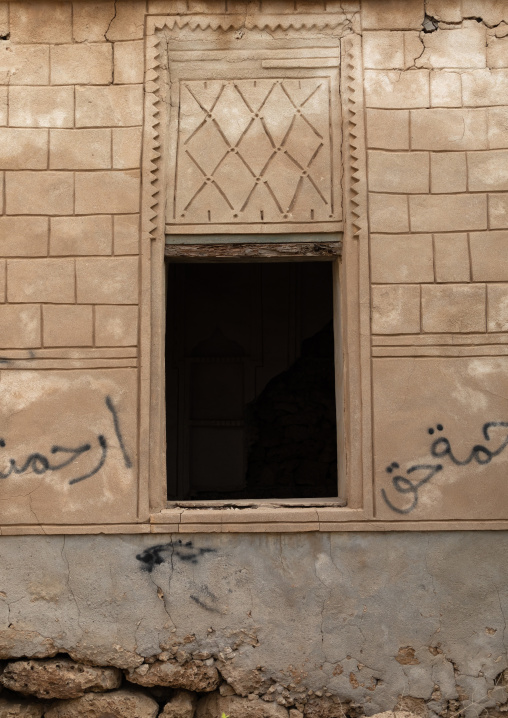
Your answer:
(148, 503), (368, 533)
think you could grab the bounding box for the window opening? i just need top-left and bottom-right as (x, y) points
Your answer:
(166, 260), (338, 501)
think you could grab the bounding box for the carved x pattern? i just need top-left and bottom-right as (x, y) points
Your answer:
(180, 79), (329, 219)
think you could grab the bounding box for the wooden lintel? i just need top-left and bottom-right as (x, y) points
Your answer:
(164, 241), (343, 260)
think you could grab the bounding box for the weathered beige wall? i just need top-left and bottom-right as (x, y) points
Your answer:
(366, 0), (508, 520)
(0, 0), (507, 529)
(0, 0), (144, 527)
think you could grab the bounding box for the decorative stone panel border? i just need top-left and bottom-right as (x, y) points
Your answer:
(140, 15), (374, 528)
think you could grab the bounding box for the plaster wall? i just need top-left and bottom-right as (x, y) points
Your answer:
(0, 0), (506, 529)
(1, 531), (507, 718)
(0, 0), (504, 528)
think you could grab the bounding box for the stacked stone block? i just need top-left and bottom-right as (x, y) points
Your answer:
(365, 0), (508, 336)
(0, 0), (142, 351)
(0, 0), (354, 353)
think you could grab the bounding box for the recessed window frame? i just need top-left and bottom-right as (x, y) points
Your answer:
(163, 235), (346, 508)
(140, 21), (372, 528)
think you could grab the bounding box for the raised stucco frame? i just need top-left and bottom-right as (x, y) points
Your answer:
(138, 16), (375, 532)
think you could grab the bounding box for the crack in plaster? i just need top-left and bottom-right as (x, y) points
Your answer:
(61, 538), (84, 637)
(5, 595), (24, 630)
(496, 588), (508, 666)
(423, 0), (508, 31)
(104, 0), (117, 41)
(309, 542), (330, 666)
(156, 535), (177, 630)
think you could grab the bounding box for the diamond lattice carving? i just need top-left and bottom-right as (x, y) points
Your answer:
(174, 78), (335, 226)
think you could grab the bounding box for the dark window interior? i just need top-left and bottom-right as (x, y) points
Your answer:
(166, 261), (338, 501)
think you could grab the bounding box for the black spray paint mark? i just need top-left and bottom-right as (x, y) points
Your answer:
(136, 539), (216, 573)
(190, 588), (221, 613)
(136, 543), (173, 572)
(105, 395), (132, 469)
(0, 395), (131, 486)
(381, 421), (508, 514)
(174, 539), (216, 564)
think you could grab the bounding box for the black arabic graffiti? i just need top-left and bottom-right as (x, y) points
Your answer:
(430, 421), (508, 465)
(381, 463), (443, 515)
(381, 421), (508, 514)
(0, 395), (131, 486)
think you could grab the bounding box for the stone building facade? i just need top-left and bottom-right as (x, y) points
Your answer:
(0, 0), (508, 716)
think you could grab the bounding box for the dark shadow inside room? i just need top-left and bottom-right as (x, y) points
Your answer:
(166, 261), (338, 501)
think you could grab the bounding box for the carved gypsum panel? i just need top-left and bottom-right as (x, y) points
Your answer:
(153, 19), (344, 235)
(174, 78), (337, 227)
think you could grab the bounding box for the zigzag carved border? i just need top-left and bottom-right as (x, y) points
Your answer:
(341, 33), (367, 241)
(151, 13), (351, 32)
(142, 32), (165, 244)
